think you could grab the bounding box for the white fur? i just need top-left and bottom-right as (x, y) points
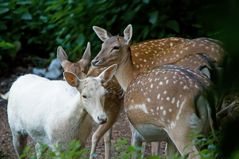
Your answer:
(7, 74), (107, 157)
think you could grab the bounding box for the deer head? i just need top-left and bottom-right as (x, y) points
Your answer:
(64, 64), (117, 124)
(57, 42), (91, 78)
(91, 25), (133, 67)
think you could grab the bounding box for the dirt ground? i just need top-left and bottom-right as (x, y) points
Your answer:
(0, 67), (154, 159)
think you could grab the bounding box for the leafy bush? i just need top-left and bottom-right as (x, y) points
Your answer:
(20, 140), (88, 159)
(0, 0), (58, 73)
(17, 132), (223, 159)
(1, 0), (238, 74)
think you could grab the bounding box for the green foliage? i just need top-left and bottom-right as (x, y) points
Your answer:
(20, 140), (88, 159)
(193, 133), (220, 159)
(16, 132), (226, 159)
(1, 0), (238, 73)
(113, 138), (140, 159)
(0, 0), (57, 73)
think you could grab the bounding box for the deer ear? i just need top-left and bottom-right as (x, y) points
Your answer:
(123, 24), (133, 45)
(57, 46), (71, 69)
(57, 46), (68, 62)
(63, 71), (79, 87)
(78, 42), (91, 71)
(98, 64), (117, 84)
(93, 26), (112, 42)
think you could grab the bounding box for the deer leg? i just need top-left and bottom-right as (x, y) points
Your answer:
(168, 130), (199, 159)
(90, 106), (120, 159)
(12, 132), (28, 159)
(167, 112), (202, 159)
(165, 139), (179, 159)
(35, 143), (42, 159)
(90, 124), (110, 159)
(151, 142), (160, 156)
(104, 129), (112, 159)
(131, 127), (143, 159)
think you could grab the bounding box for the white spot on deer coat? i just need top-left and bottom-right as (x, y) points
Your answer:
(176, 99), (186, 120)
(171, 97), (175, 104)
(150, 84), (153, 88)
(166, 80), (169, 84)
(157, 94), (161, 99)
(163, 110), (166, 116)
(183, 85), (189, 90)
(128, 104), (149, 114)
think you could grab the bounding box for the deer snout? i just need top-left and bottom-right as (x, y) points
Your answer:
(91, 58), (101, 66)
(97, 114), (107, 124)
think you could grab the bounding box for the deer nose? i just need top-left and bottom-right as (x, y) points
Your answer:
(91, 59), (100, 66)
(97, 114), (107, 124)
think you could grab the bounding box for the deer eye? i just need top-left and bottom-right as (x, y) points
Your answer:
(82, 95), (87, 99)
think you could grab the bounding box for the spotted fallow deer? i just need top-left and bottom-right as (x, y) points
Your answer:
(91, 27), (224, 157)
(93, 25), (224, 83)
(123, 64), (214, 159)
(57, 43), (123, 159)
(92, 24), (224, 113)
(91, 25), (218, 158)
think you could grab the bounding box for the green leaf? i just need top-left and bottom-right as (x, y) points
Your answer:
(0, 7), (9, 14)
(39, 15), (48, 23)
(166, 20), (180, 33)
(148, 11), (158, 24)
(0, 2), (9, 7)
(21, 12), (32, 20)
(17, 1), (32, 5)
(0, 41), (15, 49)
(76, 34), (85, 46)
(143, 0), (150, 4)
(147, 156), (161, 159)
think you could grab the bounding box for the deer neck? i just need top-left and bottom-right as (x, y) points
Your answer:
(115, 53), (138, 91)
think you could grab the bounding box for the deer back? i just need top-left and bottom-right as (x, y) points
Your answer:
(131, 38), (224, 72)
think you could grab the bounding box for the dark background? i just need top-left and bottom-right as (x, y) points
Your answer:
(0, 0), (238, 71)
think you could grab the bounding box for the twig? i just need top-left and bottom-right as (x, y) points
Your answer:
(216, 100), (239, 119)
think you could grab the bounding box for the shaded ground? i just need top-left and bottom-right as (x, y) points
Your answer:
(0, 67), (32, 159)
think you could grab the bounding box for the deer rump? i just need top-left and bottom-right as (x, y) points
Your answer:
(124, 65), (215, 143)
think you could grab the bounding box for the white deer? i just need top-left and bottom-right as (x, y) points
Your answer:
(7, 59), (117, 158)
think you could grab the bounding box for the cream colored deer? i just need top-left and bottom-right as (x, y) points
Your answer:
(91, 25), (218, 158)
(7, 62), (117, 158)
(57, 43), (123, 159)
